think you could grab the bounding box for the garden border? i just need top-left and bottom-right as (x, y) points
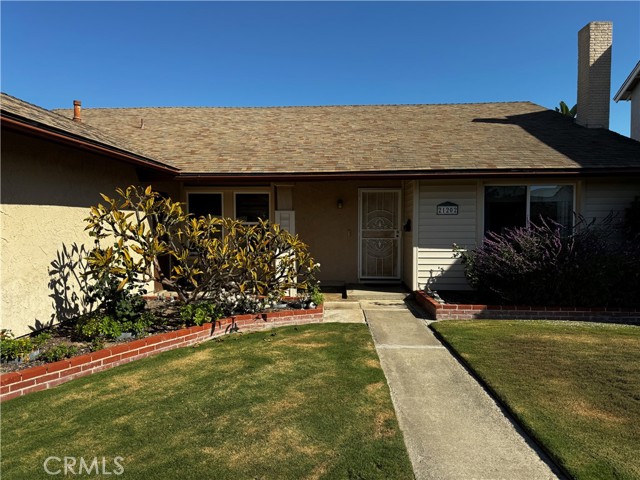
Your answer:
(415, 290), (640, 323)
(0, 306), (323, 402)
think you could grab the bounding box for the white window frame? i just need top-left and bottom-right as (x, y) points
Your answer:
(482, 182), (576, 234)
(234, 191), (271, 224)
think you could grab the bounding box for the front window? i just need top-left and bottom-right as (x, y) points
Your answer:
(529, 185), (573, 229)
(484, 185), (574, 234)
(234, 193), (270, 224)
(187, 192), (222, 219)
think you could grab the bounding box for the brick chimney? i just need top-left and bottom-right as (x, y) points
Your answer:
(576, 21), (612, 129)
(72, 100), (82, 122)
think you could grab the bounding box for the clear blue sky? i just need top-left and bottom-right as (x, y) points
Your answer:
(1, 1), (638, 136)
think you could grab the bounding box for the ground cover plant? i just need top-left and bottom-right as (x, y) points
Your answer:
(1, 323), (414, 480)
(431, 320), (640, 480)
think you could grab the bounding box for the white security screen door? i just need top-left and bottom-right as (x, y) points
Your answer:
(359, 189), (401, 280)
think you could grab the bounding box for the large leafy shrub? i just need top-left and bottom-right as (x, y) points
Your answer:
(455, 215), (640, 308)
(85, 185), (320, 306)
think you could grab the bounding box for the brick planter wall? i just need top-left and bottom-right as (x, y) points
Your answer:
(415, 290), (640, 323)
(0, 306), (323, 402)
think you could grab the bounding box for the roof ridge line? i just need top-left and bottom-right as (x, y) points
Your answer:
(52, 100), (538, 111)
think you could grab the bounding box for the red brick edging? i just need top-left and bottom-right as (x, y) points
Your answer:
(0, 306), (323, 402)
(415, 290), (640, 323)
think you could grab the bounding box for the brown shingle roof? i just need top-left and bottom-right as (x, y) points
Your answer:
(52, 101), (640, 176)
(1, 93), (177, 172)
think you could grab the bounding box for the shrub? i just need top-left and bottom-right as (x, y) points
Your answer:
(85, 186), (321, 308)
(180, 302), (224, 326)
(1, 330), (35, 362)
(625, 196), (640, 240)
(455, 216), (640, 308)
(38, 345), (78, 363)
(305, 284), (324, 306)
(76, 314), (123, 340)
(78, 273), (153, 340)
(0, 330), (51, 362)
(121, 311), (155, 337)
(86, 276), (146, 322)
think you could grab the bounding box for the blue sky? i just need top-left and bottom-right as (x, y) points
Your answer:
(1, 1), (638, 136)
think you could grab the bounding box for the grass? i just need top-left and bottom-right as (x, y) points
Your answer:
(1, 323), (413, 480)
(431, 320), (640, 480)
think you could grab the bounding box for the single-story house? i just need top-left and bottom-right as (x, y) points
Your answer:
(2, 21), (639, 336)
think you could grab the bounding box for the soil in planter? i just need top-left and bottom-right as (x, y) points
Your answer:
(0, 298), (316, 374)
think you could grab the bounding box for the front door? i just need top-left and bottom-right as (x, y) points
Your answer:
(359, 189), (401, 280)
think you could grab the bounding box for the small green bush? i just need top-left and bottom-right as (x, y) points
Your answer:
(87, 276), (147, 322)
(76, 314), (123, 340)
(0, 330), (52, 362)
(1, 330), (34, 362)
(308, 284), (324, 306)
(120, 311), (155, 337)
(32, 332), (52, 349)
(180, 302), (224, 326)
(38, 345), (78, 363)
(77, 274), (154, 341)
(90, 338), (105, 352)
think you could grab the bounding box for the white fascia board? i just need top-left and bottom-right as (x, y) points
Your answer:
(614, 60), (640, 102)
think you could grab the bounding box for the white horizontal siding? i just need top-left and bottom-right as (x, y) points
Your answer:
(416, 182), (478, 291)
(583, 181), (640, 224)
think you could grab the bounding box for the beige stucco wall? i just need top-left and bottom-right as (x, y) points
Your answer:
(292, 180), (402, 285)
(1, 130), (143, 336)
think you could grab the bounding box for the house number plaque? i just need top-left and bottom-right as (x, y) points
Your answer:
(437, 202), (459, 215)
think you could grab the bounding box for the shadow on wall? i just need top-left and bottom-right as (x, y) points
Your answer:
(418, 255), (472, 292)
(42, 243), (94, 332)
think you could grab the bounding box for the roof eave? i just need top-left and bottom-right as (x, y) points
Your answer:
(176, 167), (640, 183)
(614, 61), (640, 102)
(1, 113), (180, 175)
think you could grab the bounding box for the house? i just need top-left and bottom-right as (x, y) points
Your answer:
(2, 21), (640, 336)
(614, 60), (640, 141)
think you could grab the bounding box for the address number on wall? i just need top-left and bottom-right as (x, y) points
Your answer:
(436, 202), (459, 215)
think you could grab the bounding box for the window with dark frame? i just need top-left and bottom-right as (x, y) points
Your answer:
(484, 185), (574, 235)
(187, 193), (223, 219)
(235, 193), (270, 223)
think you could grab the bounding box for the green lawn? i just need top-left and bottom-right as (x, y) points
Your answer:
(431, 320), (640, 480)
(1, 324), (413, 480)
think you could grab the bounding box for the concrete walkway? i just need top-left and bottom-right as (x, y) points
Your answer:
(324, 291), (561, 480)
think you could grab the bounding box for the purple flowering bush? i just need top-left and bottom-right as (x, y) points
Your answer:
(454, 215), (640, 308)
